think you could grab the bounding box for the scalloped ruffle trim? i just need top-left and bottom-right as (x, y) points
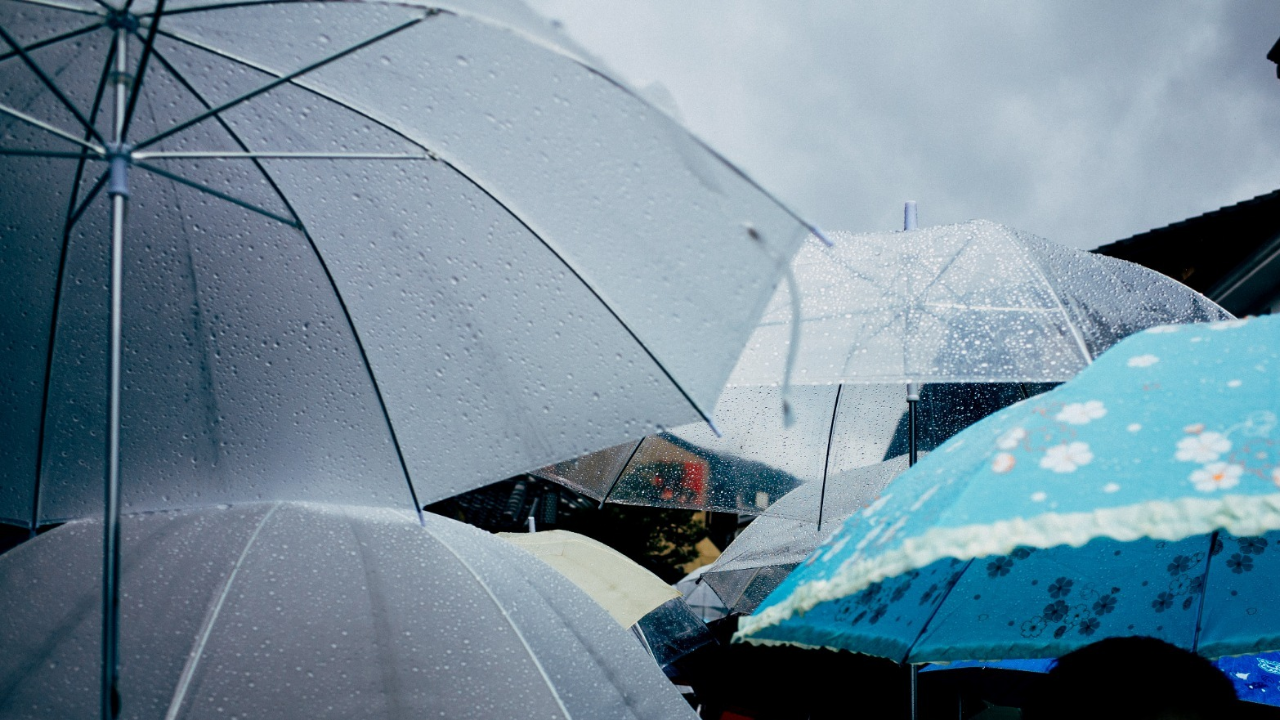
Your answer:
(737, 492), (1280, 641)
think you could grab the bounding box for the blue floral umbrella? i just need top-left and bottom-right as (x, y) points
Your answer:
(737, 315), (1280, 662)
(924, 651), (1280, 708)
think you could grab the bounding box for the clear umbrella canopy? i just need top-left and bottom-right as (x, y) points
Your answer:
(700, 455), (909, 614)
(536, 221), (1226, 517)
(0, 502), (699, 719)
(730, 220), (1230, 386)
(0, 0), (815, 529)
(536, 382), (1028, 517)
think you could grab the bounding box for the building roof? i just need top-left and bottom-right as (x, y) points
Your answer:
(1094, 188), (1280, 314)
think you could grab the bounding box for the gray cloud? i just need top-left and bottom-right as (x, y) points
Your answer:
(526, 0), (1280, 248)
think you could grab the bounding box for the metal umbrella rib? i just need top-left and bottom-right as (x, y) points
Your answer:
(147, 21), (725, 428)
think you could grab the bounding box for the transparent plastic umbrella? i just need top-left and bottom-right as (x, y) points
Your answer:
(731, 219), (1230, 387)
(535, 382), (1029, 517)
(0, 0), (814, 530)
(676, 566), (729, 623)
(535, 221), (1227, 518)
(0, 502), (699, 719)
(700, 455), (909, 614)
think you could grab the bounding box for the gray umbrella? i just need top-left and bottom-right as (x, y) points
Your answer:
(0, 3), (816, 711)
(0, 0), (814, 532)
(0, 502), (699, 719)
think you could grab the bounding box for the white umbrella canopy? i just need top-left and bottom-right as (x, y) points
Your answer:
(0, 0), (816, 529)
(0, 502), (700, 719)
(731, 219), (1230, 386)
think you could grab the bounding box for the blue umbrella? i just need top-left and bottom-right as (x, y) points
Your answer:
(924, 652), (1280, 709)
(737, 315), (1280, 661)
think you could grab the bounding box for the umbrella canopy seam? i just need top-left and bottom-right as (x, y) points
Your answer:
(146, 21), (722, 428)
(162, 503), (278, 720)
(427, 524), (575, 720)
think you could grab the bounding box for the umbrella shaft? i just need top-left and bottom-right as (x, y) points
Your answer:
(102, 26), (128, 720)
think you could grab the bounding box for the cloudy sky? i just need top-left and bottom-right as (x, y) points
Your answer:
(526, 1), (1280, 249)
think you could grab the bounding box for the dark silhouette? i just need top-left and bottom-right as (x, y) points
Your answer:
(1022, 637), (1237, 720)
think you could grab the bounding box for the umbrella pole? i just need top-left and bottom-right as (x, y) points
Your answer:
(910, 663), (919, 719)
(102, 22), (129, 720)
(907, 383), (920, 466)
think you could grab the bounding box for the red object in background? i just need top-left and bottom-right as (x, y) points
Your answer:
(683, 461), (706, 496)
(717, 711), (755, 720)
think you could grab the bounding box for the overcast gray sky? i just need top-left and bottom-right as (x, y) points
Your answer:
(526, 1), (1280, 248)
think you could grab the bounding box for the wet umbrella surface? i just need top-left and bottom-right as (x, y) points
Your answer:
(0, 0), (815, 528)
(738, 316), (1280, 662)
(0, 503), (700, 719)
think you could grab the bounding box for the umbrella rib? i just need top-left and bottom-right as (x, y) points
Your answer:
(153, 0), (310, 16)
(1019, 244), (1095, 365)
(154, 22), (721, 427)
(65, 168), (107, 226)
(133, 160), (300, 227)
(902, 558), (974, 664)
(119, 0), (164, 139)
(133, 15), (427, 151)
(0, 147), (89, 157)
(0, 0), (105, 16)
(0, 24), (104, 144)
(598, 438), (645, 508)
(163, 504), (279, 720)
(0, 21), (102, 64)
(141, 43), (426, 522)
(134, 150), (430, 160)
(816, 382), (842, 530)
(1190, 530), (1219, 653)
(30, 38), (115, 533)
(0, 100), (104, 152)
(428, 527), (575, 720)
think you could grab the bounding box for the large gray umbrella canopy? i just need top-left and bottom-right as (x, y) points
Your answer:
(0, 0), (814, 528)
(0, 502), (699, 719)
(731, 220), (1230, 386)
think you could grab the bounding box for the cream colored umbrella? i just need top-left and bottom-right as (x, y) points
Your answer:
(500, 529), (681, 628)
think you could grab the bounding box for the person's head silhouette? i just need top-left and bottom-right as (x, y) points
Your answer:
(1023, 636), (1237, 720)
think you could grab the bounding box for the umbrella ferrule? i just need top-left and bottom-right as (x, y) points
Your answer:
(106, 143), (132, 197)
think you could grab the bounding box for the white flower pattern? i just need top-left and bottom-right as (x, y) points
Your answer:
(1190, 462), (1243, 492)
(1040, 442), (1094, 473)
(996, 427), (1026, 450)
(1127, 354), (1159, 368)
(1210, 319), (1248, 331)
(992, 453), (1016, 473)
(1175, 432), (1231, 463)
(1056, 400), (1107, 425)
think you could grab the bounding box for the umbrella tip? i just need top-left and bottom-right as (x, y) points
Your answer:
(706, 418), (723, 438)
(904, 201), (918, 231)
